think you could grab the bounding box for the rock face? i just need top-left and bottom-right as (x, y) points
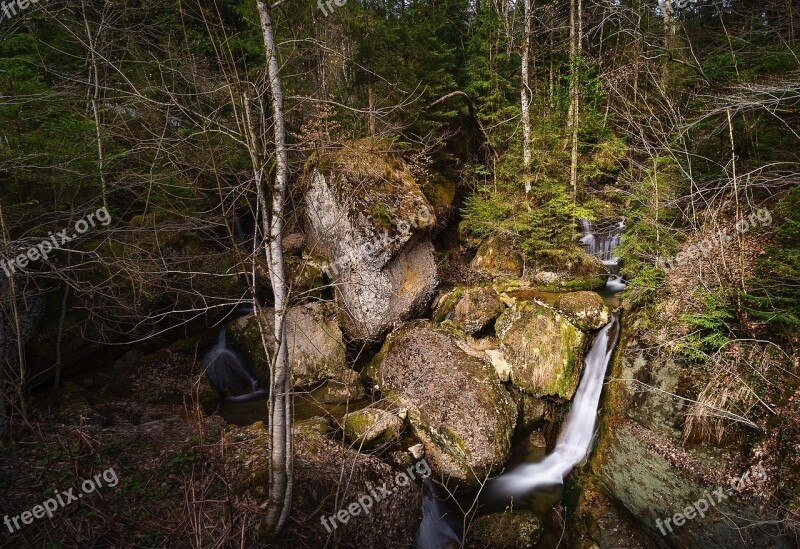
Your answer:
(581, 322), (793, 549)
(229, 302), (352, 389)
(554, 291), (609, 331)
(470, 236), (524, 278)
(433, 286), (505, 334)
(495, 302), (585, 399)
(368, 321), (516, 486)
(343, 408), (404, 450)
(232, 424), (422, 548)
(304, 140), (438, 340)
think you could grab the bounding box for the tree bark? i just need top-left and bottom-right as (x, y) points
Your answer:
(521, 0), (532, 193)
(255, 0), (293, 538)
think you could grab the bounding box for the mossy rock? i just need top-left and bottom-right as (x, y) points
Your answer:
(343, 408), (403, 450)
(554, 291), (609, 331)
(433, 286), (504, 334)
(228, 302), (348, 389)
(495, 302), (586, 399)
(528, 252), (607, 292)
(470, 236), (524, 278)
(467, 511), (543, 548)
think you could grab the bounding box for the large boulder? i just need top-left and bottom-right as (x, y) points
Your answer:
(229, 302), (352, 390)
(470, 236), (524, 278)
(304, 139), (438, 340)
(368, 321), (517, 486)
(433, 286), (505, 334)
(230, 423), (423, 547)
(495, 302), (586, 399)
(554, 291), (609, 331)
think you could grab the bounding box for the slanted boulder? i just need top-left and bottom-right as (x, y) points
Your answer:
(470, 236), (524, 278)
(368, 321), (516, 486)
(554, 291), (609, 331)
(304, 139), (438, 340)
(229, 302), (349, 389)
(495, 302), (585, 399)
(433, 286), (504, 334)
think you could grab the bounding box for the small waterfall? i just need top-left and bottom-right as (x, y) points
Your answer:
(202, 327), (265, 400)
(486, 312), (621, 499)
(579, 218), (624, 266)
(415, 479), (461, 549)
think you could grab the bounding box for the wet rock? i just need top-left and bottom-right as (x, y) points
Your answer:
(470, 236), (524, 278)
(229, 302), (348, 389)
(368, 320), (516, 486)
(554, 291), (609, 331)
(467, 511), (543, 548)
(495, 302), (585, 399)
(433, 286), (505, 334)
(343, 408), (404, 450)
(304, 139), (438, 340)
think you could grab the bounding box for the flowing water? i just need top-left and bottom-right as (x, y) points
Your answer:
(486, 312), (621, 500)
(202, 326), (264, 399)
(579, 218), (625, 266)
(416, 274), (626, 548)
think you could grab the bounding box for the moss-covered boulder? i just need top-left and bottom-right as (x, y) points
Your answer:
(433, 286), (505, 334)
(367, 320), (516, 486)
(230, 423), (422, 547)
(466, 511), (543, 548)
(304, 138), (438, 340)
(229, 302), (348, 389)
(527, 252), (607, 291)
(554, 291), (609, 331)
(343, 408), (404, 450)
(470, 236), (524, 278)
(495, 302), (585, 399)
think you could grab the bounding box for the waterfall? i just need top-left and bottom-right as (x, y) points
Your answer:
(579, 218), (624, 265)
(486, 312), (621, 499)
(415, 479), (461, 549)
(202, 326), (265, 400)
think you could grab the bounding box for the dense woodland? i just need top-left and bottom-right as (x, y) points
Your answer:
(1, 0), (799, 547)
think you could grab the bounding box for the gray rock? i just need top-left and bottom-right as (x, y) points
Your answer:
(304, 143), (438, 340)
(368, 320), (516, 486)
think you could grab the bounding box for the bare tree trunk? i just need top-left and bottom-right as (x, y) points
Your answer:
(521, 0), (532, 193)
(255, 0), (293, 538)
(569, 0), (581, 202)
(81, 0), (109, 213)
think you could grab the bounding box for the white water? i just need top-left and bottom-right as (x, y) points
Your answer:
(488, 313), (621, 498)
(415, 479), (461, 549)
(579, 218), (624, 265)
(203, 327), (263, 399)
